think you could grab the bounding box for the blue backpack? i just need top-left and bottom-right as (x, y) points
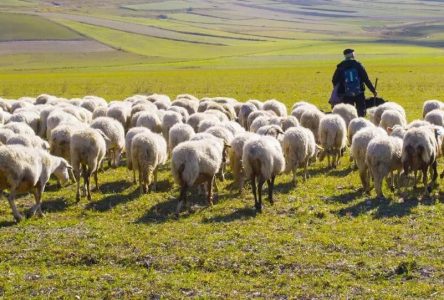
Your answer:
(343, 67), (361, 97)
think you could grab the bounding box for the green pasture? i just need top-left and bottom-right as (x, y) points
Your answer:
(0, 0), (443, 298)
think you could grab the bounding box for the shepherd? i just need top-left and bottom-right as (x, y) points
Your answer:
(331, 49), (377, 117)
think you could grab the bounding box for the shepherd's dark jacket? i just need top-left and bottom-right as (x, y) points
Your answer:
(332, 59), (376, 95)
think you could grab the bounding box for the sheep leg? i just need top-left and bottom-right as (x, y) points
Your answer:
(426, 161), (438, 194)
(133, 168), (137, 184)
(176, 186), (187, 216)
(304, 161), (309, 181)
(389, 171), (395, 192)
(413, 170), (418, 188)
(83, 168), (92, 201)
(7, 190), (23, 222)
(327, 155), (331, 168)
(292, 168), (297, 186)
(268, 176), (275, 205)
(257, 178), (265, 212)
(372, 169), (384, 199)
(151, 168), (158, 192)
(75, 169), (81, 203)
(359, 168), (369, 193)
(251, 175), (259, 211)
(139, 166), (144, 194)
(30, 185), (44, 218)
(94, 170), (99, 191)
(207, 177), (214, 206)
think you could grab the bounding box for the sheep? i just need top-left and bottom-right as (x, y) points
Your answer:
(221, 120), (245, 136)
(8, 110), (40, 134)
(7, 134), (49, 150)
(172, 136), (225, 215)
(263, 99), (287, 117)
(401, 126), (439, 195)
(0, 128), (14, 145)
(171, 98), (199, 115)
(0, 145), (72, 222)
(373, 102), (406, 126)
(198, 119), (220, 133)
(291, 103), (318, 121)
(187, 113), (219, 133)
(283, 127), (318, 186)
(46, 111), (80, 140)
(168, 123), (195, 153)
(131, 131), (167, 193)
(3, 122), (35, 136)
(70, 128), (108, 202)
(238, 103), (257, 129)
(318, 114), (347, 168)
(365, 136), (403, 198)
(280, 116), (299, 131)
(0, 99), (11, 112)
(81, 96), (107, 112)
(205, 125), (235, 181)
(130, 102), (158, 119)
(162, 111), (183, 142)
(332, 103), (358, 128)
(388, 125), (407, 139)
(168, 106), (189, 122)
(10, 100), (33, 113)
(250, 116), (274, 133)
(351, 127), (387, 192)
(35, 94), (56, 105)
(379, 109), (407, 132)
(423, 99), (443, 118)
(49, 124), (83, 162)
(90, 117), (125, 168)
(92, 106), (108, 119)
(0, 110), (11, 125)
(424, 110), (444, 127)
(407, 120), (431, 129)
(229, 132), (258, 192)
(243, 136), (285, 212)
(300, 109), (324, 143)
(291, 101), (317, 111)
(246, 111), (271, 130)
(134, 111), (162, 134)
(347, 117), (374, 144)
(247, 99), (263, 110)
(125, 127), (151, 183)
(205, 109), (229, 122)
(256, 124), (284, 138)
(107, 104), (131, 132)
(367, 107), (378, 124)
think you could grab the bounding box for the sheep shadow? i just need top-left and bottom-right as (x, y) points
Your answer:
(85, 188), (140, 212)
(324, 189), (363, 204)
(0, 220), (17, 228)
(135, 196), (179, 224)
(202, 206), (257, 223)
(99, 180), (131, 194)
(42, 197), (69, 213)
(336, 195), (425, 218)
(328, 167), (354, 177)
(274, 180), (295, 194)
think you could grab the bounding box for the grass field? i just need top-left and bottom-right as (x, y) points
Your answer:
(0, 0), (443, 298)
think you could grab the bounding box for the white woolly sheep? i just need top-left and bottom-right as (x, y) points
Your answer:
(373, 102), (406, 126)
(351, 127), (387, 192)
(46, 110), (81, 140)
(401, 126), (439, 195)
(125, 127), (151, 183)
(229, 132), (258, 192)
(0, 128), (14, 145)
(3, 122), (35, 136)
(318, 114), (347, 168)
(424, 110), (444, 127)
(366, 136), (403, 198)
(7, 134), (49, 150)
(280, 116), (299, 131)
(8, 110), (40, 134)
(135, 111), (162, 134)
(246, 99), (263, 110)
(221, 120), (245, 136)
(187, 113), (219, 132)
(246, 111), (270, 130)
(291, 101), (317, 111)
(171, 98), (199, 115)
(283, 126), (318, 186)
(162, 111), (183, 142)
(168, 106), (189, 122)
(197, 119), (220, 133)
(131, 131), (167, 193)
(256, 124), (284, 138)
(92, 106), (108, 119)
(49, 124), (85, 162)
(238, 103), (257, 129)
(90, 117), (125, 168)
(263, 99), (287, 117)
(332, 103), (358, 128)
(242, 135), (285, 212)
(423, 99), (443, 118)
(379, 109), (407, 132)
(300, 109), (325, 143)
(388, 125), (407, 139)
(168, 123), (195, 153)
(0, 145), (72, 221)
(70, 128), (108, 202)
(107, 104), (131, 132)
(172, 136), (225, 215)
(347, 117), (374, 144)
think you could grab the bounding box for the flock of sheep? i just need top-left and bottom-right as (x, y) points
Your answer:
(0, 93), (443, 222)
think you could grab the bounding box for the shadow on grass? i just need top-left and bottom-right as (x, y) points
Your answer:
(325, 189), (364, 204)
(329, 167), (354, 177)
(135, 195), (179, 224)
(85, 188), (140, 212)
(42, 197), (69, 213)
(202, 206), (257, 223)
(0, 220), (17, 227)
(99, 180), (131, 194)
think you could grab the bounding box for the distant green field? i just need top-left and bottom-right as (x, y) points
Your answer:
(0, 13), (82, 41)
(121, 0), (212, 11)
(0, 0), (35, 7)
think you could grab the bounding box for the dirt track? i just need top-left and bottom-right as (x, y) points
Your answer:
(0, 40), (115, 54)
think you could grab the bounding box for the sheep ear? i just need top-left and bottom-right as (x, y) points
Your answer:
(316, 145), (324, 151)
(224, 142), (231, 149)
(387, 127), (393, 134)
(277, 128), (284, 135)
